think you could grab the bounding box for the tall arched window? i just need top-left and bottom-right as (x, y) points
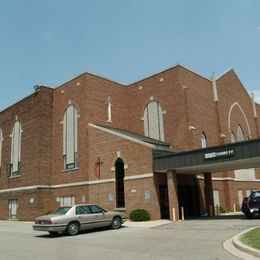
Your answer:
(10, 120), (22, 177)
(63, 105), (78, 170)
(106, 97), (112, 122)
(143, 100), (164, 141)
(231, 132), (236, 143)
(236, 125), (245, 142)
(0, 127), (2, 168)
(201, 132), (207, 148)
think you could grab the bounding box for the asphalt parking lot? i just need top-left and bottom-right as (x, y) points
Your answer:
(0, 214), (259, 260)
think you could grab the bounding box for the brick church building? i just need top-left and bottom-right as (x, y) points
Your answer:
(0, 64), (259, 221)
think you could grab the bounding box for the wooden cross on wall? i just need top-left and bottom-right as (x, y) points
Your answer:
(94, 157), (103, 179)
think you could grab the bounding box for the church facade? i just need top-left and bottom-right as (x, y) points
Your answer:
(0, 64), (259, 221)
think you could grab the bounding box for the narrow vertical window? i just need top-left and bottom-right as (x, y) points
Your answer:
(0, 127), (2, 168)
(231, 132), (236, 143)
(143, 101), (164, 141)
(107, 97), (112, 122)
(201, 132), (207, 148)
(63, 105), (78, 170)
(60, 195), (75, 207)
(10, 121), (22, 177)
(236, 125), (245, 142)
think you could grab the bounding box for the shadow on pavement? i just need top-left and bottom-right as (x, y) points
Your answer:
(34, 226), (127, 239)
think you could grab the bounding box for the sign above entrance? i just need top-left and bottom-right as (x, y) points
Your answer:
(204, 149), (235, 160)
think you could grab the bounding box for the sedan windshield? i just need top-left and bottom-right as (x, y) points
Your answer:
(50, 207), (72, 215)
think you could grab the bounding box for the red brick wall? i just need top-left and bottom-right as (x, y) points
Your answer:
(217, 70), (257, 141)
(52, 73), (127, 186)
(178, 67), (220, 149)
(127, 66), (188, 150)
(87, 126), (160, 219)
(0, 87), (54, 189)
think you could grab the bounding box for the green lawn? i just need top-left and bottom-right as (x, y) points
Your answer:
(240, 227), (260, 250)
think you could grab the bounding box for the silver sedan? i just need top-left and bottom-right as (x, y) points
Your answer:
(33, 204), (126, 236)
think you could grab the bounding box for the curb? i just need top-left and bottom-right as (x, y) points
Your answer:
(0, 220), (34, 224)
(123, 220), (172, 228)
(232, 227), (260, 259)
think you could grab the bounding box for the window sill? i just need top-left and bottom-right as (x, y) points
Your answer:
(114, 208), (126, 212)
(9, 175), (21, 179)
(62, 167), (79, 173)
(106, 120), (112, 123)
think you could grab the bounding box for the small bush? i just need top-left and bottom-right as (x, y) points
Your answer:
(129, 208), (150, 221)
(218, 205), (230, 214)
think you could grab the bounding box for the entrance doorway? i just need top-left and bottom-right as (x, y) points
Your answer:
(177, 175), (201, 218)
(115, 158), (125, 208)
(178, 185), (200, 218)
(9, 199), (18, 220)
(159, 185), (170, 219)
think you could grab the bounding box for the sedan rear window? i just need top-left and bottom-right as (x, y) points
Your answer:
(51, 207), (72, 215)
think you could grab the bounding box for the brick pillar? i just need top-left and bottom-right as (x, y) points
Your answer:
(204, 172), (215, 216)
(167, 170), (179, 221)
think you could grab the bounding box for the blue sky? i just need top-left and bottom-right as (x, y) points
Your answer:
(0, 0), (260, 110)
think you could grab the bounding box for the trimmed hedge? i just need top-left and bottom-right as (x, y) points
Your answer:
(129, 208), (150, 221)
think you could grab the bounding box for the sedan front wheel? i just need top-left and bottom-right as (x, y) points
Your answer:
(111, 217), (121, 229)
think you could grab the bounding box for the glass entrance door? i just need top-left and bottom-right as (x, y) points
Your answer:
(9, 199), (18, 220)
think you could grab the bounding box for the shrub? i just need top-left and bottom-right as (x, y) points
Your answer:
(129, 208), (150, 221)
(218, 205), (230, 214)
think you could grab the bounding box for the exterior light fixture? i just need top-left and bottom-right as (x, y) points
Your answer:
(189, 126), (197, 130)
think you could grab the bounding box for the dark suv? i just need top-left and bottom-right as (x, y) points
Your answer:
(242, 190), (260, 218)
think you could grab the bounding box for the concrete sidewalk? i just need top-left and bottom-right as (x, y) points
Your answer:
(123, 219), (172, 228)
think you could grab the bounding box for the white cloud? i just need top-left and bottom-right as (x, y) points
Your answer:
(252, 90), (260, 104)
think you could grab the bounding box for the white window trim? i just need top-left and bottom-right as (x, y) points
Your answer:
(10, 120), (22, 177)
(63, 105), (78, 170)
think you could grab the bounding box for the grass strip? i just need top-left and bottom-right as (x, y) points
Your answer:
(240, 227), (260, 250)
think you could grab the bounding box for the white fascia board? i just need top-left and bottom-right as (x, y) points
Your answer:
(0, 185), (39, 193)
(196, 176), (260, 182)
(124, 173), (153, 180)
(89, 123), (156, 149)
(215, 68), (233, 80)
(0, 173), (156, 194)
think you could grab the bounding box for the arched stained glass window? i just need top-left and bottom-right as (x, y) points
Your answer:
(63, 105), (78, 170)
(143, 101), (164, 141)
(10, 121), (22, 176)
(236, 125), (245, 142)
(201, 132), (207, 148)
(231, 132), (236, 143)
(107, 97), (112, 122)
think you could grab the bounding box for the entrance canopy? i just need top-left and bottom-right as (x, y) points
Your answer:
(153, 138), (260, 174)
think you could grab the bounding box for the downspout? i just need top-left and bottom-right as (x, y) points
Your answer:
(211, 73), (225, 145)
(183, 85), (192, 149)
(252, 93), (260, 137)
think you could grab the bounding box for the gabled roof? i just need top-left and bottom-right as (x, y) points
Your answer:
(89, 123), (175, 151)
(128, 64), (212, 85)
(215, 68), (233, 80)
